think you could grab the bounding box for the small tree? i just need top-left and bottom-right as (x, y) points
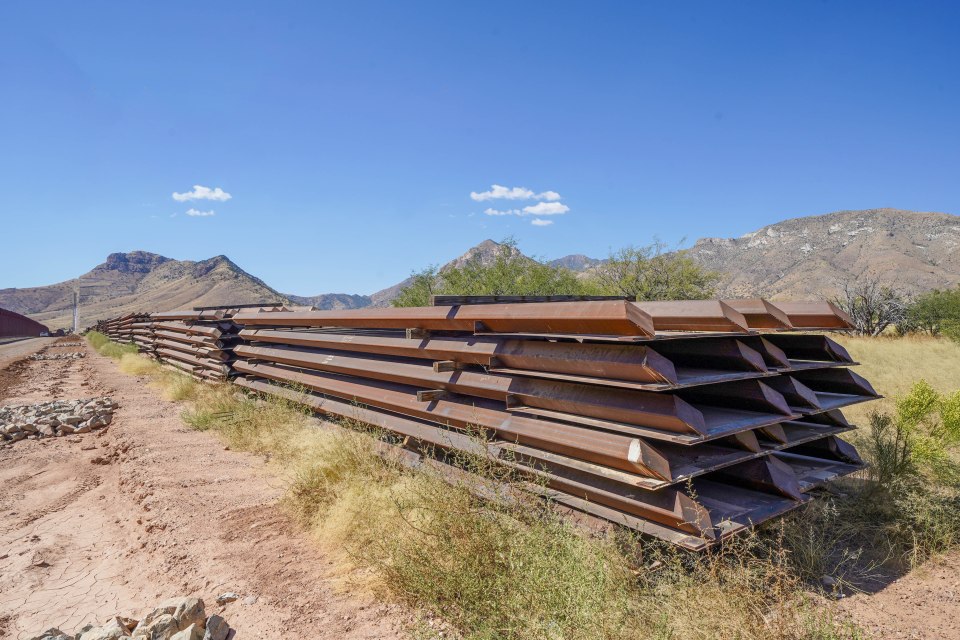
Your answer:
(391, 265), (439, 308)
(907, 287), (960, 336)
(589, 241), (719, 301)
(392, 239), (591, 307)
(833, 277), (907, 337)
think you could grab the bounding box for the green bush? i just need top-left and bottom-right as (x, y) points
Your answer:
(906, 287), (960, 337)
(393, 239), (594, 307)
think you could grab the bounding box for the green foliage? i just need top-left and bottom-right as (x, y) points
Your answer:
(392, 238), (720, 307)
(865, 412), (915, 486)
(877, 380), (960, 483)
(393, 239), (593, 307)
(589, 241), (719, 301)
(392, 265), (440, 308)
(906, 287), (960, 337)
(824, 380), (960, 568)
(85, 331), (138, 359)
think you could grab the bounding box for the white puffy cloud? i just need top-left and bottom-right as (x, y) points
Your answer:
(522, 202), (569, 216)
(470, 184), (562, 202)
(185, 208), (216, 217)
(483, 207), (521, 216)
(530, 218), (553, 226)
(173, 185), (232, 202)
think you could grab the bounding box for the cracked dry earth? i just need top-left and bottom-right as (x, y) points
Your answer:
(0, 339), (409, 640)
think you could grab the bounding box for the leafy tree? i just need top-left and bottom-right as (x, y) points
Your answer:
(587, 241), (719, 301)
(907, 287), (960, 337)
(391, 266), (439, 308)
(392, 239), (592, 307)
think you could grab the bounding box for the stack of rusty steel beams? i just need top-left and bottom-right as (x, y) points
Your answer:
(131, 316), (156, 355)
(221, 298), (875, 549)
(99, 313), (146, 343)
(148, 308), (246, 381)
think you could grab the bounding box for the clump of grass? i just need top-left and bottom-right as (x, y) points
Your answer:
(118, 352), (160, 376)
(181, 384), (310, 459)
(85, 331), (138, 359)
(157, 369), (199, 402)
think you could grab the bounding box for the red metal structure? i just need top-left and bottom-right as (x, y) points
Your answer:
(0, 307), (49, 337)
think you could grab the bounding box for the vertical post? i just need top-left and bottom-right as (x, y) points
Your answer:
(73, 288), (80, 333)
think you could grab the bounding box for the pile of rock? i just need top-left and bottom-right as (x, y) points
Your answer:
(0, 397), (117, 444)
(28, 597), (232, 640)
(30, 352), (86, 360)
(50, 342), (85, 348)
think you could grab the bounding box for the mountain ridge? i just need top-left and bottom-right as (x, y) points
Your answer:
(3, 208), (957, 327)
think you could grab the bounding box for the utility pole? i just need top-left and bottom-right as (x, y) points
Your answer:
(72, 279), (111, 333)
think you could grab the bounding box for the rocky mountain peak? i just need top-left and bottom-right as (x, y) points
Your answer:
(97, 251), (171, 274)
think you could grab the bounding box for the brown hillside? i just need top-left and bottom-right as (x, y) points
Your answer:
(690, 208), (960, 299)
(0, 252), (289, 330)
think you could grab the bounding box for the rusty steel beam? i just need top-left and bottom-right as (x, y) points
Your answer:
(647, 338), (769, 372)
(632, 300), (750, 333)
(239, 328), (789, 390)
(771, 301), (854, 330)
(234, 300), (657, 337)
(156, 348), (229, 375)
(430, 295), (631, 306)
(233, 360), (670, 476)
(234, 343), (798, 438)
(239, 328), (677, 383)
(761, 333), (854, 365)
(722, 299), (794, 330)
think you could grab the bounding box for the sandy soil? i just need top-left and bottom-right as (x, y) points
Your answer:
(0, 340), (409, 639)
(838, 556), (960, 639)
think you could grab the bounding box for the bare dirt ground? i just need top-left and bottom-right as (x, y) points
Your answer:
(838, 555), (960, 639)
(0, 340), (409, 639)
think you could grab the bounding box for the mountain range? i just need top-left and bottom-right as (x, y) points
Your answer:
(2, 208), (957, 329)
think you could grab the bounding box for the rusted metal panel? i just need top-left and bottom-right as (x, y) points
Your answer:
(234, 300), (657, 337)
(771, 301), (854, 330)
(234, 343), (802, 439)
(633, 300), (750, 332)
(430, 295), (632, 306)
(233, 359), (665, 475)
(0, 307), (51, 337)
(723, 299), (794, 330)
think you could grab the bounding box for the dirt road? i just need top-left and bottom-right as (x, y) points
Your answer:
(0, 340), (408, 639)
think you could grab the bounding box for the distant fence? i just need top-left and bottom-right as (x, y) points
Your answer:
(0, 307), (50, 337)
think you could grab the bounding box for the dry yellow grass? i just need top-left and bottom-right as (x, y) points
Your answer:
(833, 335), (960, 425)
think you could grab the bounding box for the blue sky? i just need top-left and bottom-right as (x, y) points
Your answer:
(1, 1), (957, 296)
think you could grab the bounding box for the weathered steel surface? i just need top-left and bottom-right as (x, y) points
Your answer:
(0, 307), (50, 337)
(633, 300), (750, 332)
(772, 301), (854, 330)
(234, 300), (657, 337)
(98, 296), (871, 549)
